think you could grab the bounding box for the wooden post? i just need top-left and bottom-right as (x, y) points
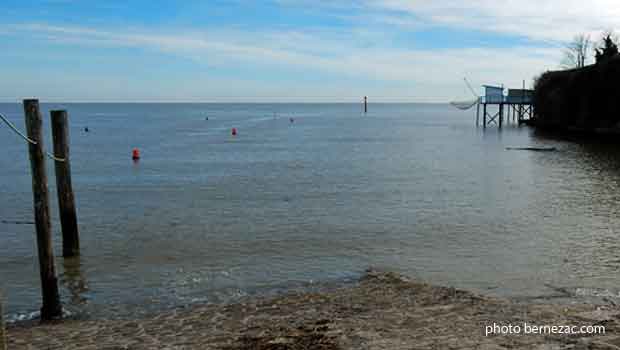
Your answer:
(483, 103), (487, 128)
(499, 103), (504, 128)
(0, 292), (6, 350)
(364, 96), (368, 113)
(23, 99), (62, 321)
(51, 110), (80, 257)
(476, 102), (480, 126)
(520, 80), (526, 123)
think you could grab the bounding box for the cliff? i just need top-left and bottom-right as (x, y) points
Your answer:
(533, 56), (620, 131)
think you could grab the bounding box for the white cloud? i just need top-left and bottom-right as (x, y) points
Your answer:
(2, 1), (615, 101)
(369, 0), (620, 42)
(3, 22), (562, 101)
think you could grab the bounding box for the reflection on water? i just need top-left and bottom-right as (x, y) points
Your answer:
(60, 257), (89, 307)
(2, 103), (620, 320)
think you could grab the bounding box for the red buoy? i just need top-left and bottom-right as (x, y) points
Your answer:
(231, 127), (237, 136)
(132, 148), (140, 160)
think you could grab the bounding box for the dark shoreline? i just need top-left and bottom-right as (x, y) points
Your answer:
(523, 120), (620, 144)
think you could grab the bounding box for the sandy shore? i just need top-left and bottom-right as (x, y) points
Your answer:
(6, 270), (620, 349)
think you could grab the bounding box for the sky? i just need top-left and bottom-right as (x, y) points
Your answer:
(0, 0), (618, 102)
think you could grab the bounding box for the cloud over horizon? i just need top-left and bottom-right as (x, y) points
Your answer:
(0, 1), (615, 102)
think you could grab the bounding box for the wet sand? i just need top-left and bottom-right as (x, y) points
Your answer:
(7, 270), (620, 349)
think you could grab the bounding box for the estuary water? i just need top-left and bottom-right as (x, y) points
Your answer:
(2, 103), (620, 320)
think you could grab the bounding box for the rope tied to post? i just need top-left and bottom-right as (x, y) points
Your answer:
(0, 112), (66, 162)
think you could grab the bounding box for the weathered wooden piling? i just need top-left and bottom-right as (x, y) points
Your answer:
(51, 110), (80, 257)
(364, 96), (368, 113)
(499, 103), (504, 128)
(23, 99), (62, 321)
(0, 292), (6, 350)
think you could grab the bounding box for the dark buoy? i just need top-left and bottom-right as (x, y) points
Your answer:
(84, 127), (89, 132)
(132, 148), (140, 160)
(231, 127), (237, 136)
(205, 117), (209, 121)
(289, 117), (294, 123)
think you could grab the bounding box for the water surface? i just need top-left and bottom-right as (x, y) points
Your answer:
(1, 103), (620, 320)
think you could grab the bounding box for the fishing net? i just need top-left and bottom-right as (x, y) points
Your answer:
(450, 98), (480, 110)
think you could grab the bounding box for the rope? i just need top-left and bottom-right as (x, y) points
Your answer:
(464, 78), (480, 98)
(1, 220), (35, 225)
(0, 112), (65, 162)
(46, 151), (65, 162)
(0, 112), (36, 144)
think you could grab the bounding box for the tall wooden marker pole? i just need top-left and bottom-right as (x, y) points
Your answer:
(51, 110), (80, 257)
(364, 96), (368, 113)
(24, 99), (62, 321)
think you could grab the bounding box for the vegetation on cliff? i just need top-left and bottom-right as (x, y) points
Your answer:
(534, 34), (620, 131)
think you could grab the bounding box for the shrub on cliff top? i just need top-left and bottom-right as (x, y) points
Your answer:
(595, 34), (619, 64)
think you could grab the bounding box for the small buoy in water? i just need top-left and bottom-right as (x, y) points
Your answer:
(205, 117), (209, 121)
(84, 127), (89, 132)
(132, 148), (140, 160)
(289, 117), (294, 123)
(231, 127), (237, 136)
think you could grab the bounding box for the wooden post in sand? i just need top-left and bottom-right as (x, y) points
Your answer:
(0, 292), (6, 350)
(24, 99), (62, 321)
(51, 110), (80, 257)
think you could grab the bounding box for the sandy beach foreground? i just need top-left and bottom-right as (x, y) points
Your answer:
(7, 270), (620, 349)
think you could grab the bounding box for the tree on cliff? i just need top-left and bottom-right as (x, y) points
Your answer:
(595, 32), (619, 64)
(561, 34), (591, 69)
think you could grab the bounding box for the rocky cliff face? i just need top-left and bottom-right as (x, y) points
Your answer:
(533, 56), (620, 131)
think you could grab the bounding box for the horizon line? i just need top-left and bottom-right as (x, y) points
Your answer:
(0, 100), (451, 104)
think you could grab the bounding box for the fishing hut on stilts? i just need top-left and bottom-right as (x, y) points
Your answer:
(451, 79), (534, 128)
(478, 84), (534, 128)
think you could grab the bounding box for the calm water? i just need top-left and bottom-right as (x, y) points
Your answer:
(2, 103), (620, 321)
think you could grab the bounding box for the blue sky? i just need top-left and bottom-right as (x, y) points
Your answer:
(0, 0), (616, 102)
